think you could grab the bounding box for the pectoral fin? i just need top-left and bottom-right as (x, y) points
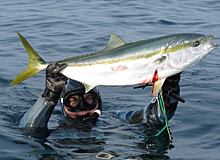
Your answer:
(154, 56), (166, 63)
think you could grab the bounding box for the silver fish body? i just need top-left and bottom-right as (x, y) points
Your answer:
(11, 33), (217, 93)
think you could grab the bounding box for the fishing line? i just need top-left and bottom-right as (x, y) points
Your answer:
(133, 84), (172, 139)
(149, 90), (172, 141)
(158, 90), (172, 140)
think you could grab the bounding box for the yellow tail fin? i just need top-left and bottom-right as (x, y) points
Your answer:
(10, 33), (45, 85)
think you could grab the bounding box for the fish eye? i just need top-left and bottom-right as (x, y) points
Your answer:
(193, 41), (200, 47)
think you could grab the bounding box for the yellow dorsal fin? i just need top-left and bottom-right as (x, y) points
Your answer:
(102, 33), (126, 52)
(57, 33), (126, 63)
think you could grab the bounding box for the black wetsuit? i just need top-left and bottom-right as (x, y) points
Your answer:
(19, 74), (180, 128)
(117, 74), (180, 125)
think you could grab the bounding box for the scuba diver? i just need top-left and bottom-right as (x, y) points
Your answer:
(19, 62), (181, 129)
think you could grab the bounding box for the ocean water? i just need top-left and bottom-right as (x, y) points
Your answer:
(0, 0), (220, 159)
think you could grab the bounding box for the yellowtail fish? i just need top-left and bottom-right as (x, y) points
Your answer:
(10, 33), (217, 94)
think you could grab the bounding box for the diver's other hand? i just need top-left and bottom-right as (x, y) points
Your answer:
(162, 72), (181, 101)
(42, 62), (67, 106)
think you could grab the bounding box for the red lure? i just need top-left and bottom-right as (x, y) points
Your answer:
(151, 70), (158, 96)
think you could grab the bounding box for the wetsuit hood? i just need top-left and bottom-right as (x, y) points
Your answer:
(60, 79), (102, 118)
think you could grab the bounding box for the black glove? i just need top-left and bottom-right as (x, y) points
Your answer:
(162, 72), (185, 104)
(162, 73), (181, 95)
(163, 73), (181, 87)
(42, 62), (67, 106)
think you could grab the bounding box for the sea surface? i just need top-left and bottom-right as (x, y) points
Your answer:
(0, 0), (220, 159)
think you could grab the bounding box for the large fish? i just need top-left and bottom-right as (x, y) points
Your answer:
(10, 33), (217, 94)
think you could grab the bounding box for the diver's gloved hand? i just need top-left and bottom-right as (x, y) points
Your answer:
(162, 72), (182, 103)
(81, 112), (99, 122)
(163, 73), (181, 87)
(42, 62), (68, 106)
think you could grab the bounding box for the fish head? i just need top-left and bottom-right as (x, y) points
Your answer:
(166, 33), (218, 70)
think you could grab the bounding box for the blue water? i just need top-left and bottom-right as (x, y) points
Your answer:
(0, 0), (220, 159)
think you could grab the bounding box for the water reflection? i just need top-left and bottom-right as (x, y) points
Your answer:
(22, 118), (173, 159)
(136, 124), (173, 159)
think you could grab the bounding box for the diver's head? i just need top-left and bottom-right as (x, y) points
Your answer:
(61, 79), (102, 120)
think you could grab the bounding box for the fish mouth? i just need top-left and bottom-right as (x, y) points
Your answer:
(199, 35), (217, 59)
(206, 35), (218, 51)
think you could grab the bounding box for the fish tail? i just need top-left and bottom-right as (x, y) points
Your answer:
(10, 33), (46, 85)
